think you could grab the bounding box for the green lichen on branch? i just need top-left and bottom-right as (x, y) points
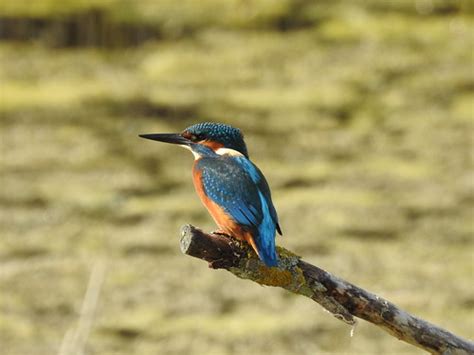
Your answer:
(183, 227), (354, 324)
(180, 225), (474, 353)
(228, 246), (310, 295)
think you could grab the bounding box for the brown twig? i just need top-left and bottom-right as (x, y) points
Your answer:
(180, 225), (474, 355)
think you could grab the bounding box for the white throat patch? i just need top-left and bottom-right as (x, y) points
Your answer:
(179, 145), (201, 160)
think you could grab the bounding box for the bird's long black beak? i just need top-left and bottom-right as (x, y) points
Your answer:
(138, 133), (191, 145)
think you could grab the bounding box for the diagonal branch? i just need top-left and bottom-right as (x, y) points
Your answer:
(180, 225), (474, 355)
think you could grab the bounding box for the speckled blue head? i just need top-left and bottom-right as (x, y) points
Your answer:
(183, 122), (249, 158)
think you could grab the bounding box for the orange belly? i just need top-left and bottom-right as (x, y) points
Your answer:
(192, 166), (261, 258)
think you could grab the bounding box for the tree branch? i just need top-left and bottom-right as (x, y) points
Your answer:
(180, 224), (474, 355)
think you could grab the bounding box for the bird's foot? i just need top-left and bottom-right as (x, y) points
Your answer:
(212, 229), (230, 237)
(211, 230), (244, 251)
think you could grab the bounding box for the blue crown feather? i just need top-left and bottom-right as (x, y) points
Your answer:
(185, 122), (249, 158)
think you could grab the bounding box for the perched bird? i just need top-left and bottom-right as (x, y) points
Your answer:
(139, 122), (282, 266)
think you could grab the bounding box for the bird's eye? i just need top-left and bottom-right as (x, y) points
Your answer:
(183, 131), (200, 141)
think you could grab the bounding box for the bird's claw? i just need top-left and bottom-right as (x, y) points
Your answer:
(212, 230), (230, 237)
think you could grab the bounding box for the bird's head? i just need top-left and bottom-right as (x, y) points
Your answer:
(139, 122), (249, 158)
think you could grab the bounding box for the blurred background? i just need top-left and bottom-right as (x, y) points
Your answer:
(0, 0), (473, 354)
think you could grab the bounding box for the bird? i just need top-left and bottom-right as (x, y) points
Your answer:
(139, 122), (282, 267)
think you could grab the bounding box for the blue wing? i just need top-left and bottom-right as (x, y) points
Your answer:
(196, 155), (280, 266)
(233, 156), (282, 235)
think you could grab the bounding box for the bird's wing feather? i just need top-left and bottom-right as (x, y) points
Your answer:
(233, 156), (282, 235)
(196, 155), (281, 266)
(196, 156), (263, 229)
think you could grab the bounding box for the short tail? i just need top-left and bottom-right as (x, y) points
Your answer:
(244, 230), (278, 267)
(258, 245), (278, 267)
(255, 231), (278, 267)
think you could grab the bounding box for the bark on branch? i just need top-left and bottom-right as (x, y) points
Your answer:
(180, 224), (473, 355)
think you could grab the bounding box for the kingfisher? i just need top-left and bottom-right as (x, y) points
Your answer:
(139, 122), (282, 266)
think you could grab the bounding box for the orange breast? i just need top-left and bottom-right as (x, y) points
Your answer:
(192, 164), (261, 258)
